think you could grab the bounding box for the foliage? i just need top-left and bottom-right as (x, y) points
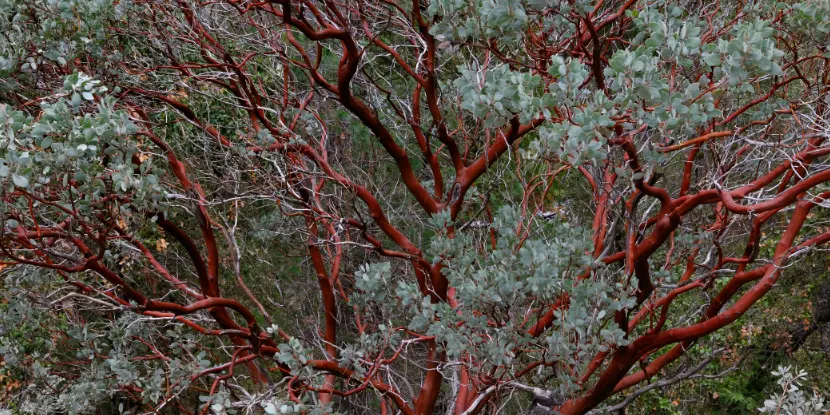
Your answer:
(1, 0), (830, 414)
(758, 366), (826, 415)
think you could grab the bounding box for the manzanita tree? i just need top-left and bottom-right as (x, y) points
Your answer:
(1, 0), (830, 413)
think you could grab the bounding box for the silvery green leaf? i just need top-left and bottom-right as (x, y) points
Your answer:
(12, 174), (28, 188)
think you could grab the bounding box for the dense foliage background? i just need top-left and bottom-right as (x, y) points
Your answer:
(0, 0), (829, 414)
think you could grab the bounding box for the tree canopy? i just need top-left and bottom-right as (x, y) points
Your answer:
(1, 0), (829, 414)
